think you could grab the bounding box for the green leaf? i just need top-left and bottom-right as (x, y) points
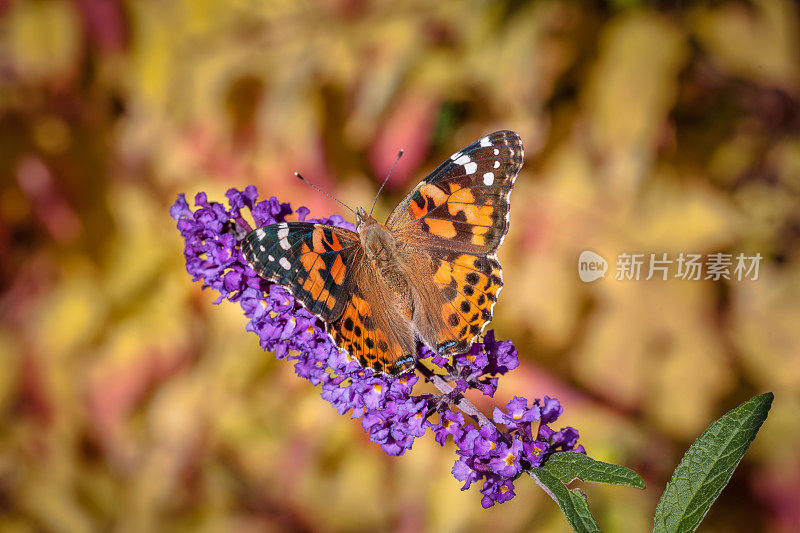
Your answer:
(529, 468), (601, 533)
(542, 451), (645, 489)
(652, 392), (774, 533)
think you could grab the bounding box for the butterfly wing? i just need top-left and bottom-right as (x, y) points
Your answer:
(386, 130), (522, 253)
(386, 130), (523, 355)
(242, 222), (362, 321)
(326, 261), (417, 376)
(243, 222), (416, 376)
(427, 251), (504, 354)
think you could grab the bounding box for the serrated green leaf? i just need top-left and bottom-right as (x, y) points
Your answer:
(530, 468), (601, 533)
(652, 392), (774, 533)
(542, 451), (646, 489)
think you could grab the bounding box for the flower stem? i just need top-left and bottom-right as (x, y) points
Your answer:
(416, 363), (493, 427)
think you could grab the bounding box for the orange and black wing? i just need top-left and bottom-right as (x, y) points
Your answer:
(386, 130), (522, 355)
(242, 222), (362, 321)
(428, 250), (504, 355)
(386, 130), (523, 255)
(326, 262), (417, 376)
(243, 222), (415, 376)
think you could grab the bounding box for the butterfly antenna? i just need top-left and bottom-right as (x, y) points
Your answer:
(370, 149), (404, 216)
(294, 172), (357, 215)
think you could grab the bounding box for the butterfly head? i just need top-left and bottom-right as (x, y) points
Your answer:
(355, 206), (378, 231)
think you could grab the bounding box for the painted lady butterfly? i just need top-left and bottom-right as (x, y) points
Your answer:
(242, 130), (523, 375)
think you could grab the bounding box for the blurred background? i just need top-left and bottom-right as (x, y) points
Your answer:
(1, 0), (799, 531)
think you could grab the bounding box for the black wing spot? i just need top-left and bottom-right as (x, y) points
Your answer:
(343, 317), (354, 331)
(464, 285), (474, 296)
(443, 280), (458, 301)
(412, 193), (426, 210)
(354, 325), (362, 337)
(377, 340), (389, 352)
(466, 273), (480, 285)
(474, 258), (492, 275)
(460, 300), (471, 313)
(448, 313), (460, 327)
(365, 338), (375, 349)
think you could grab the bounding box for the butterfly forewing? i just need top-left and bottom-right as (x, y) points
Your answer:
(242, 222), (362, 321)
(242, 221), (415, 376)
(386, 130), (523, 255)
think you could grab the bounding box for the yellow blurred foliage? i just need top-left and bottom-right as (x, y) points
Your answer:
(1, 0), (799, 531)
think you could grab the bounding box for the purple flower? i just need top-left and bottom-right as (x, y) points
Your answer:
(552, 426), (581, 450)
(540, 395), (563, 424)
(488, 438), (524, 477)
(171, 187), (584, 508)
(453, 459), (481, 490)
(523, 440), (549, 468)
(481, 478), (516, 508)
(493, 396), (541, 429)
(538, 422), (556, 442)
(433, 410), (467, 446)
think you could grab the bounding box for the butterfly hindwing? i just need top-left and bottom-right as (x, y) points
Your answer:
(430, 250), (503, 354)
(242, 222), (362, 321)
(326, 270), (416, 376)
(386, 130), (523, 255)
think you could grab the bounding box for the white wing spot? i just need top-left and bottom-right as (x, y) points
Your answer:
(454, 154), (471, 166)
(483, 172), (494, 185)
(277, 226), (289, 239)
(494, 160), (500, 169)
(450, 151), (462, 161)
(493, 148), (499, 155)
(256, 228), (266, 239)
(279, 257), (291, 270)
(268, 255), (275, 262)
(480, 136), (492, 147)
(464, 162), (477, 175)
(259, 245), (266, 252)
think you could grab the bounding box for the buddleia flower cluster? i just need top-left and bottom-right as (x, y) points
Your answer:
(171, 186), (584, 507)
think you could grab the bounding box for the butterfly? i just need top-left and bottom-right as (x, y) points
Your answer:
(241, 130), (523, 376)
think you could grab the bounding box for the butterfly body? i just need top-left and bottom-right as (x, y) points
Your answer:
(242, 131), (523, 376)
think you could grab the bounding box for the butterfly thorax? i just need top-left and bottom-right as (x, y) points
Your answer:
(356, 209), (413, 319)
